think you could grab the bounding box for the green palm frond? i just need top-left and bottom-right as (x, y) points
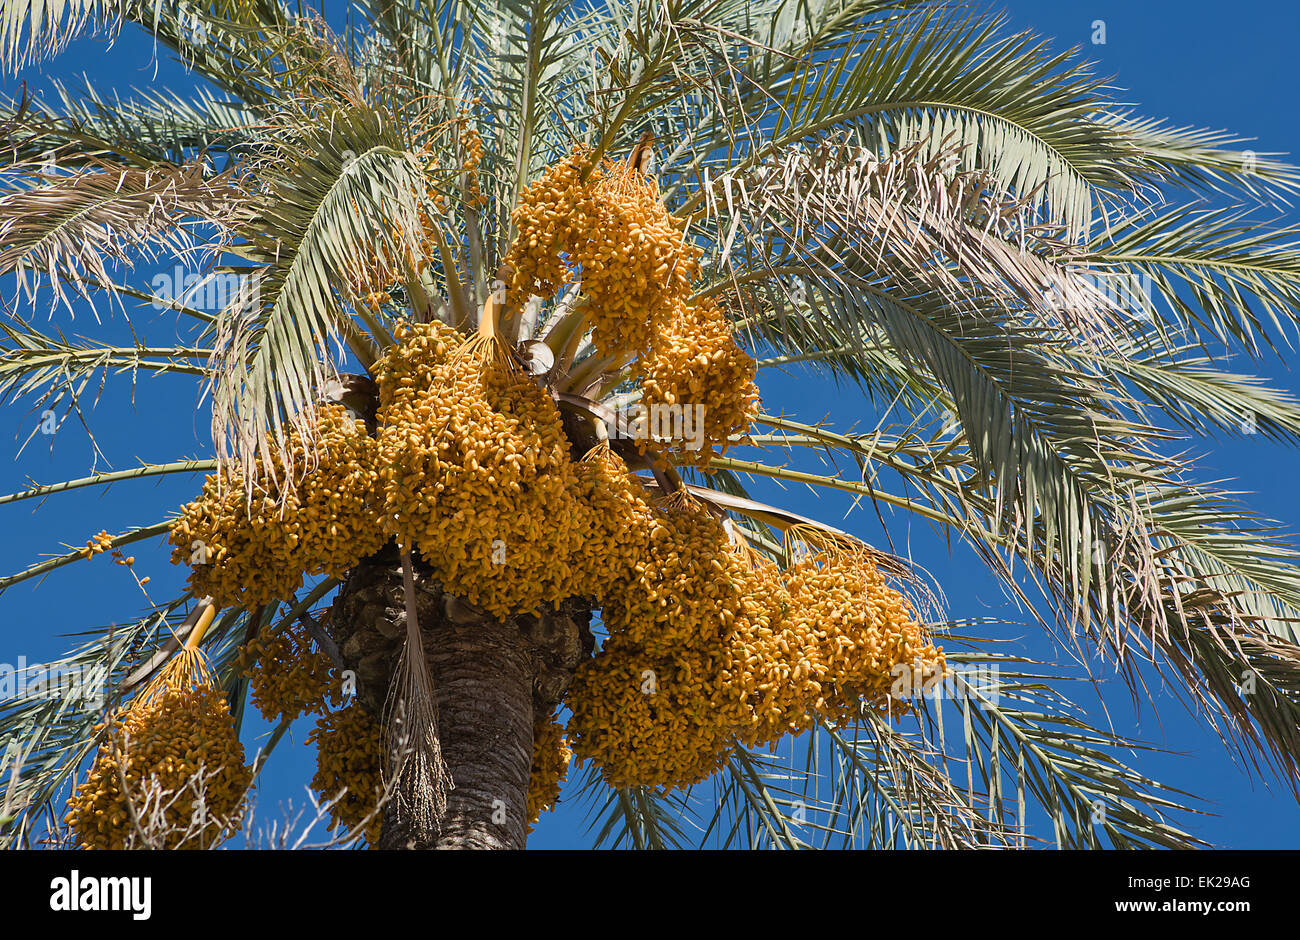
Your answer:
(576, 764), (697, 849)
(1106, 113), (1300, 202)
(813, 718), (1015, 848)
(209, 102), (430, 482)
(0, 460), (216, 506)
(922, 643), (1207, 848)
(0, 0), (294, 103)
(0, 521), (173, 594)
(1, 316), (210, 402)
(676, 5), (1145, 240)
(20, 80), (255, 168)
(0, 0), (120, 70)
(702, 135), (1120, 354)
(640, 634), (1207, 849)
(0, 317), (211, 456)
(0, 596), (257, 848)
(1092, 206), (1300, 359)
(713, 749), (815, 849)
(1078, 344), (1300, 444)
(1165, 612), (1300, 789)
(712, 419), (1300, 786)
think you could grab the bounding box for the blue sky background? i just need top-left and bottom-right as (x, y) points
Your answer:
(2, 0), (1298, 848)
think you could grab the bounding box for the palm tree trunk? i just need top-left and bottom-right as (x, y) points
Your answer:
(328, 543), (592, 849)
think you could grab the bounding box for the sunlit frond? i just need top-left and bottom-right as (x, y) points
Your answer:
(209, 103), (430, 486)
(0, 159), (234, 313)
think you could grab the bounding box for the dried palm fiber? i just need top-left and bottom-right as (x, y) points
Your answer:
(382, 547), (452, 839)
(600, 490), (754, 659)
(504, 151), (699, 360)
(568, 443), (656, 604)
(639, 298), (761, 465)
(65, 605), (252, 849)
(526, 708), (572, 830)
(238, 617), (341, 724)
(168, 404), (384, 609)
(565, 634), (749, 790)
(376, 313), (587, 618)
(307, 700), (386, 843)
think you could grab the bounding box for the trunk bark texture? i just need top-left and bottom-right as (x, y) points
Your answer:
(329, 543), (593, 849)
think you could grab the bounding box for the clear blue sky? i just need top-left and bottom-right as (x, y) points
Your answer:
(2, 1), (1298, 848)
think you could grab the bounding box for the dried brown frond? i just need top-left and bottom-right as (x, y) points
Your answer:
(0, 159), (236, 315)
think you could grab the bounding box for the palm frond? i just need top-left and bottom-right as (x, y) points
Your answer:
(0, 0), (120, 71)
(923, 641), (1208, 848)
(0, 594), (253, 847)
(209, 103), (429, 484)
(0, 460), (216, 506)
(677, 635), (1205, 849)
(1079, 344), (1300, 444)
(1108, 113), (1300, 203)
(575, 763), (695, 849)
(813, 718), (1014, 848)
(715, 419), (1300, 788)
(14, 80), (255, 169)
(0, 521), (172, 594)
(677, 5), (1145, 240)
(1, 316), (209, 404)
(0, 159), (235, 313)
(1093, 205), (1300, 359)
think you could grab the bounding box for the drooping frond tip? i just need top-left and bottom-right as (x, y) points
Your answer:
(0, 0), (121, 73)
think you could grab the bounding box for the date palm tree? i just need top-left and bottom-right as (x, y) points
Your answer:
(3, 0), (1300, 850)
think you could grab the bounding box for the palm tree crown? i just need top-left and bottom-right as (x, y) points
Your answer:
(3, 0), (1300, 849)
